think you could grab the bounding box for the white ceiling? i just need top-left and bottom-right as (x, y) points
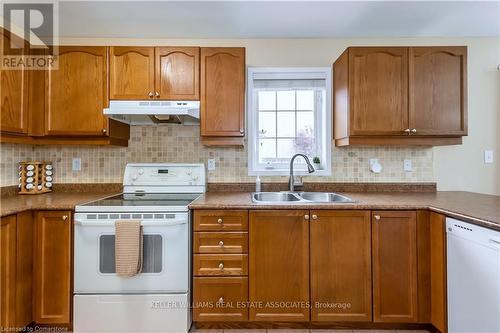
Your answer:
(59, 1), (500, 38)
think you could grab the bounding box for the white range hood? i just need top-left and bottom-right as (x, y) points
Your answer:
(103, 100), (200, 125)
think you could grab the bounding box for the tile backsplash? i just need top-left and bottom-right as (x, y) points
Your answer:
(0, 125), (433, 187)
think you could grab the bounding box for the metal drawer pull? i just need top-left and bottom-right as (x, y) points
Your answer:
(411, 128), (417, 134)
(218, 240), (224, 247)
(148, 92), (154, 98)
(218, 297), (224, 304)
(374, 215), (381, 220)
(304, 215), (309, 220)
(219, 262), (224, 270)
(62, 215), (68, 221)
(312, 214), (318, 220)
(217, 218), (223, 224)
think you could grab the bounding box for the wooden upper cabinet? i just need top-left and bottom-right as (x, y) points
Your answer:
(249, 210), (309, 322)
(1, 30), (29, 135)
(0, 215), (17, 329)
(34, 211), (72, 325)
(409, 46), (467, 136)
(349, 47), (408, 136)
(333, 46), (467, 146)
(156, 47), (199, 100)
(110, 47), (155, 99)
(372, 211), (418, 323)
(45, 46), (109, 136)
(310, 210), (372, 322)
(200, 47), (245, 144)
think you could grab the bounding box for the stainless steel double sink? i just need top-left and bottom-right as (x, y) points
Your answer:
(252, 191), (355, 204)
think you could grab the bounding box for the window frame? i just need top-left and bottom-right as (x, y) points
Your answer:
(247, 67), (332, 176)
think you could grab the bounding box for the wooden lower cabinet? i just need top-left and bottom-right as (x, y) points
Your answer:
(249, 210), (310, 322)
(15, 211), (33, 328)
(310, 210), (372, 322)
(193, 277), (248, 321)
(1, 215), (17, 329)
(430, 212), (447, 332)
(33, 211), (72, 325)
(372, 210), (418, 323)
(0, 212), (33, 330)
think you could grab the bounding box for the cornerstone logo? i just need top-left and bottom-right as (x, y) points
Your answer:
(1, 0), (59, 70)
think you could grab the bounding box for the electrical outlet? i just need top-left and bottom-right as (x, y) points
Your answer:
(72, 158), (82, 171)
(404, 159), (412, 172)
(484, 150), (494, 164)
(207, 158), (216, 171)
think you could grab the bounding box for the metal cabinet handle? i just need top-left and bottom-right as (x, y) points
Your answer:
(304, 215), (310, 220)
(102, 128), (107, 134)
(62, 215), (68, 221)
(148, 92), (154, 98)
(217, 218), (223, 224)
(219, 262), (224, 270)
(218, 240), (224, 247)
(155, 91), (160, 98)
(374, 215), (381, 221)
(311, 214), (318, 220)
(218, 297), (224, 304)
(404, 128), (411, 134)
(411, 128), (417, 134)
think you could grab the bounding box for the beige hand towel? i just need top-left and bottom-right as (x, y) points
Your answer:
(115, 220), (143, 278)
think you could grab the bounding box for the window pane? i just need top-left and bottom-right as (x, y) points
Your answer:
(296, 90), (314, 110)
(277, 91), (295, 110)
(277, 112), (295, 137)
(258, 139), (276, 162)
(295, 134), (316, 157)
(259, 112), (276, 137)
(277, 139), (296, 158)
(258, 91), (276, 110)
(297, 112), (314, 138)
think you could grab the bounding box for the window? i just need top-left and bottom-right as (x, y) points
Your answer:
(247, 68), (332, 176)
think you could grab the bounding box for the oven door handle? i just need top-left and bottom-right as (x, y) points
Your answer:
(74, 219), (188, 227)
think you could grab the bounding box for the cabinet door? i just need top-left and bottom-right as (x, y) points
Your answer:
(45, 46), (108, 136)
(349, 47), (409, 136)
(1, 30), (28, 134)
(110, 47), (155, 100)
(430, 212), (447, 333)
(200, 47), (245, 137)
(15, 211), (33, 328)
(310, 210), (372, 322)
(156, 47), (199, 100)
(0, 215), (17, 329)
(372, 211), (418, 323)
(34, 211), (72, 325)
(249, 210), (309, 321)
(409, 47), (467, 136)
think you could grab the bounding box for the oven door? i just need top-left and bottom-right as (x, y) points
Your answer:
(74, 212), (189, 294)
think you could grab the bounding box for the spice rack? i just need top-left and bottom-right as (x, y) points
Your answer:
(18, 161), (53, 195)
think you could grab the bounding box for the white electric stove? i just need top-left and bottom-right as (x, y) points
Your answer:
(73, 163), (205, 333)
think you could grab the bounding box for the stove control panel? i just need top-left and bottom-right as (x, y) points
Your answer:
(123, 163), (206, 191)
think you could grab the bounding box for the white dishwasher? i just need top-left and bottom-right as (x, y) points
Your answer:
(446, 217), (500, 333)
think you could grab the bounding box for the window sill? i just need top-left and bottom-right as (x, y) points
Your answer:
(248, 169), (332, 177)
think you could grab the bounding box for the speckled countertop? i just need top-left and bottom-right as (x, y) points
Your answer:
(0, 191), (118, 217)
(189, 191), (500, 231)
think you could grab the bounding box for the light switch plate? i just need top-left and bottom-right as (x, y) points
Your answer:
(484, 150), (494, 164)
(404, 159), (412, 172)
(72, 158), (82, 171)
(207, 158), (216, 171)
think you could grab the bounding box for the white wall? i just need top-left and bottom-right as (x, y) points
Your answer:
(59, 36), (500, 195)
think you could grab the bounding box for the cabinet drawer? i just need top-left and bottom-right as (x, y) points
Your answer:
(194, 210), (248, 231)
(194, 254), (248, 276)
(193, 277), (248, 322)
(194, 232), (248, 254)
